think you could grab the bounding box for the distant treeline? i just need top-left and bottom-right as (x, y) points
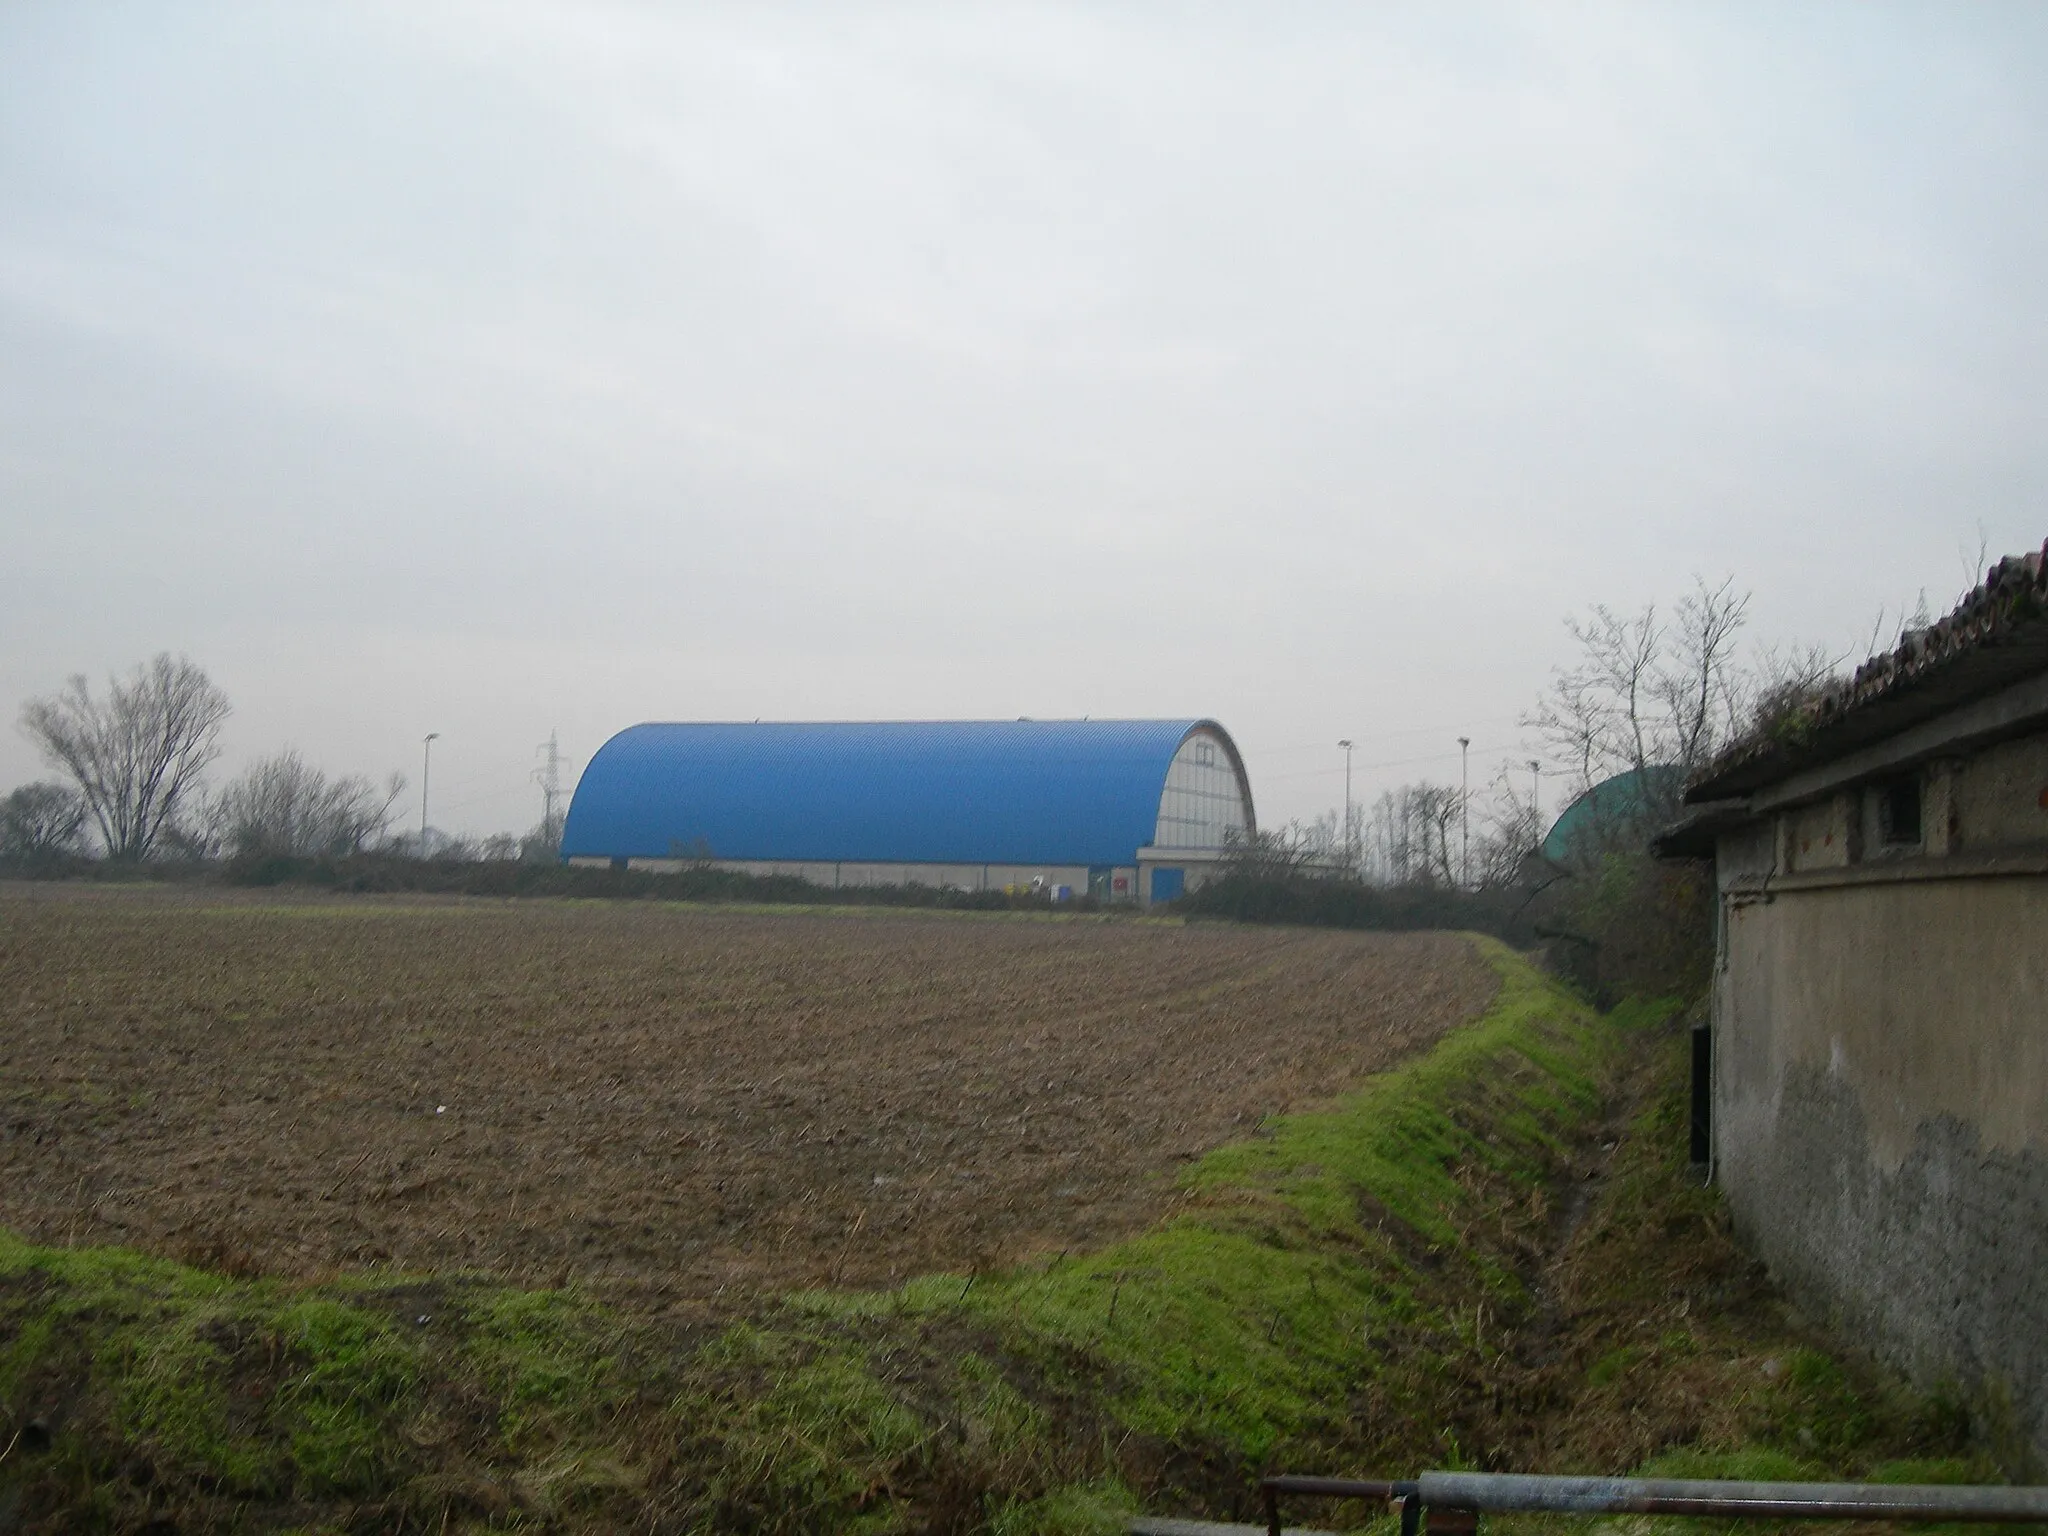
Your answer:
(1175, 868), (1542, 944)
(1174, 856), (1715, 1005)
(217, 852), (1091, 910)
(0, 846), (1707, 1002)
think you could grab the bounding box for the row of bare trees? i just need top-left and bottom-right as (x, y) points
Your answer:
(1526, 576), (1835, 828)
(1324, 576), (1838, 891)
(1192, 576), (1843, 995)
(5, 655), (411, 865)
(214, 751), (408, 860)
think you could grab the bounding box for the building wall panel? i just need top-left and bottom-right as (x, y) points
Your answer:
(1713, 727), (2048, 1471)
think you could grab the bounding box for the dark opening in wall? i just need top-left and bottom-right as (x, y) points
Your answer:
(1690, 1021), (1713, 1169)
(1877, 773), (1923, 847)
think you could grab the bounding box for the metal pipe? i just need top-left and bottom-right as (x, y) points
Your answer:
(1261, 1477), (1414, 1535)
(1258, 1472), (2048, 1534)
(1262, 1476), (1410, 1503)
(1415, 1472), (2048, 1522)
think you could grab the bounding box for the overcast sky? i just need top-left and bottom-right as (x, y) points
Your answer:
(5, 2), (2047, 838)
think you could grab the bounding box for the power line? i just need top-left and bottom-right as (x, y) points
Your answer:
(532, 731), (564, 828)
(1256, 739), (1539, 782)
(1257, 717), (1526, 757)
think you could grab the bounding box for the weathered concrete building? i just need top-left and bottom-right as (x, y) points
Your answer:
(1660, 544), (2048, 1470)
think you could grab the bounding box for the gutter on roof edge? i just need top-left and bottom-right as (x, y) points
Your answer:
(1651, 800), (1750, 861)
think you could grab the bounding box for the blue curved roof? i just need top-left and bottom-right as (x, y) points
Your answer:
(561, 719), (1243, 866)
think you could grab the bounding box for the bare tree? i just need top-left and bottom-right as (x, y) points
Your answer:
(1360, 782), (1465, 886)
(1297, 808), (1342, 862)
(1218, 824), (1318, 878)
(0, 782), (88, 865)
(1364, 788), (1411, 883)
(155, 785), (231, 862)
(1522, 576), (1846, 872)
(1659, 576), (1750, 780)
(1467, 766), (1545, 888)
(478, 832), (521, 862)
(1366, 785), (1432, 885)
(1529, 602), (1664, 792)
(1529, 668), (1608, 796)
(218, 751), (405, 858)
(520, 814), (565, 864)
(19, 655), (231, 860)
(1412, 784), (1463, 885)
(1528, 578), (1766, 805)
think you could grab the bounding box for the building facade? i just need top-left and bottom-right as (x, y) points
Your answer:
(1661, 545), (2048, 1470)
(561, 718), (1255, 906)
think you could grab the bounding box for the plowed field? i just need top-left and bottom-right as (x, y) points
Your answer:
(0, 885), (1496, 1307)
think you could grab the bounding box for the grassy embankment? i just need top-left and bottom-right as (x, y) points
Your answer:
(0, 940), (1987, 1533)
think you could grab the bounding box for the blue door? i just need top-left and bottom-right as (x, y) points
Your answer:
(1150, 867), (1185, 903)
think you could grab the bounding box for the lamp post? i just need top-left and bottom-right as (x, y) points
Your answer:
(1458, 736), (1470, 887)
(421, 733), (440, 855)
(1529, 759), (1542, 848)
(1337, 739), (1354, 872)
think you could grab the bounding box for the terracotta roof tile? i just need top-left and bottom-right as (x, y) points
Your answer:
(1686, 539), (2048, 801)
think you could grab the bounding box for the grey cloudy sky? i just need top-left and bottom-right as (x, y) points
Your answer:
(4, 2), (2047, 837)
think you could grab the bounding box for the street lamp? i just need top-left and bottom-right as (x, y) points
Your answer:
(1529, 759), (1542, 848)
(1337, 740), (1354, 872)
(421, 733), (440, 854)
(1458, 736), (1471, 887)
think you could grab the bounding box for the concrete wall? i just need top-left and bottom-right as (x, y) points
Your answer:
(1712, 730), (2048, 1469)
(1953, 736), (2048, 851)
(1136, 845), (1239, 905)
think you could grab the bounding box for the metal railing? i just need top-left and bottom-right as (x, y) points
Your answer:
(1259, 1472), (2048, 1536)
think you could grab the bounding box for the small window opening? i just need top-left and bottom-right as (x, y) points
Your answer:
(1877, 774), (1922, 847)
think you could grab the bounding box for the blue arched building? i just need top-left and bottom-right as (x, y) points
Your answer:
(561, 718), (1255, 904)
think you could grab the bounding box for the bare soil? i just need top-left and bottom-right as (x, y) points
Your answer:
(0, 884), (1495, 1309)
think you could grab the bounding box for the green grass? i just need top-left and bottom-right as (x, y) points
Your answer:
(0, 938), (1999, 1533)
(460, 1287), (627, 1450)
(0, 1240), (634, 1529)
(968, 941), (1621, 1458)
(719, 940), (1646, 1523)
